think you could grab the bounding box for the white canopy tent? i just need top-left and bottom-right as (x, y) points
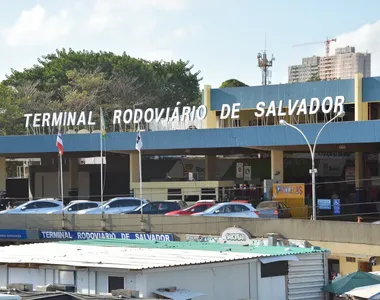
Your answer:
(345, 284), (380, 299)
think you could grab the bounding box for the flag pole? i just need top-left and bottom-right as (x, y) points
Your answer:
(100, 107), (104, 218)
(139, 147), (143, 220)
(136, 124), (143, 221)
(56, 129), (65, 225)
(100, 123), (104, 215)
(59, 153), (64, 207)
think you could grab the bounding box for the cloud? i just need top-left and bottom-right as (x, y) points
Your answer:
(86, 0), (188, 32)
(2, 4), (72, 47)
(331, 20), (380, 76)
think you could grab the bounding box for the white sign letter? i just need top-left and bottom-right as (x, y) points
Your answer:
(321, 96), (333, 114)
(220, 104), (231, 120)
(265, 102), (276, 117)
(231, 103), (240, 119)
(112, 110), (122, 125)
(24, 114), (33, 128)
(277, 100), (286, 117)
(309, 98), (320, 115)
(133, 109), (143, 124)
(33, 113), (42, 127)
(254, 101), (265, 118)
(334, 96), (345, 113)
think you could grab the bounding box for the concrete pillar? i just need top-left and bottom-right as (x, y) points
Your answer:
(130, 153), (140, 183)
(271, 150), (284, 182)
(205, 155), (217, 181)
(354, 73), (368, 121)
(0, 158), (6, 191)
(355, 152), (364, 188)
(203, 85), (217, 129)
(68, 158), (79, 198)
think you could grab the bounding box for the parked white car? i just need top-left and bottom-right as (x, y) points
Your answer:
(0, 199), (63, 214)
(77, 197), (148, 214)
(192, 202), (259, 218)
(48, 200), (101, 214)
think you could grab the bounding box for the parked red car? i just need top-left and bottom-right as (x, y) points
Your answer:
(165, 200), (215, 216)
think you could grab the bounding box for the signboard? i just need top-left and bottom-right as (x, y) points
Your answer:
(24, 96), (345, 128)
(318, 160), (345, 177)
(220, 227), (252, 244)
(317, 199), (331, 210)
(272, 183), (305, 199)
(25, 103), (242, 128)
(254, 96), (345, 118)
(39, 230), (173, 241)
(243, 166), (251, 181)
(333, 199), (341, 215)
(0, 229), (27, 240)
(236, 162), (243, 178)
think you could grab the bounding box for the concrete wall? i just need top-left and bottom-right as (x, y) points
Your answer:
(1, 215), (380, 246)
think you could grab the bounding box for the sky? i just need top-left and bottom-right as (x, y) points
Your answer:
(1, 0), (380, 88)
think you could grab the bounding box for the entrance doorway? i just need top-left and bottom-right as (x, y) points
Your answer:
(328, 259), (340, 281)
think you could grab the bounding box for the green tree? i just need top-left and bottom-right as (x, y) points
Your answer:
(220, 79), (248, 88)
(307, 74), (321, 82)
(3, 49), (202, 108)
(0, 83), (24, 135)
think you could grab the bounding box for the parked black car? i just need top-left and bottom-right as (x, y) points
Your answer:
(121, 201), (187, 215)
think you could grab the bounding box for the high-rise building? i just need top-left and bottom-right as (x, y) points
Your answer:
(288, 46), (371, 83)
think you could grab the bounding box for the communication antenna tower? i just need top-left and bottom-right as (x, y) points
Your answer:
(257, 34), (275, 85)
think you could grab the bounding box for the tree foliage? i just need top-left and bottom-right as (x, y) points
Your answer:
(220, 79), (248, 88)
(1, 49), (202, 135)
(307, 74), (321, 82)
(307, 74), (340, 82)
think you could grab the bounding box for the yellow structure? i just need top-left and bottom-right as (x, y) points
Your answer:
(203, 85), (216, 129)
(272, 183), (308, 218)
(271, 150), (283, 182)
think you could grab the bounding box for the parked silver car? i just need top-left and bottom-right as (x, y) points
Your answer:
(192, 202), (259, 218)
(48, 200), (101, 214)
(0, 199), (63, 214)
(77, 197), (148, 214)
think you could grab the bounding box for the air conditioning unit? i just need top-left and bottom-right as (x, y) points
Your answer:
(45, 284), (76, 292)
(7, 283), (33, 291)
(35, 285), (48, 292)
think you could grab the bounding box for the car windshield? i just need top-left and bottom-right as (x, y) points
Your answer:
(100, 198), (125, 207)
(202, 203), (223, 214)
(257, 202), (278, 209)
(133, 203), (147, 211)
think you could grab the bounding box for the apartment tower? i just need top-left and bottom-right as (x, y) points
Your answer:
(288, 46), (371, 83)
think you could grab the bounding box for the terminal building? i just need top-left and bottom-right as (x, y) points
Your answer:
(1, 73), (380, 218)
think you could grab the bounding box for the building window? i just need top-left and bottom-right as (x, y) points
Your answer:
(108, 276), (124, 293)
(168, 188), (182, 200)
(261, 261), (288, 278)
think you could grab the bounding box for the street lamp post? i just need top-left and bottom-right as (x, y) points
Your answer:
(279, 110), (345, 220)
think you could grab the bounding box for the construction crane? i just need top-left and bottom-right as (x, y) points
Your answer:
(293, 38), (337, 57)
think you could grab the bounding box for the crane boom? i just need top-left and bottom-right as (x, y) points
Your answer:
(292, 38), (337, 56)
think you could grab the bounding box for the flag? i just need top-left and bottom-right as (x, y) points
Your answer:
(56, 131), (64, 155)
(136, 130), (142, 151)
(100, 107), (106, 139)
